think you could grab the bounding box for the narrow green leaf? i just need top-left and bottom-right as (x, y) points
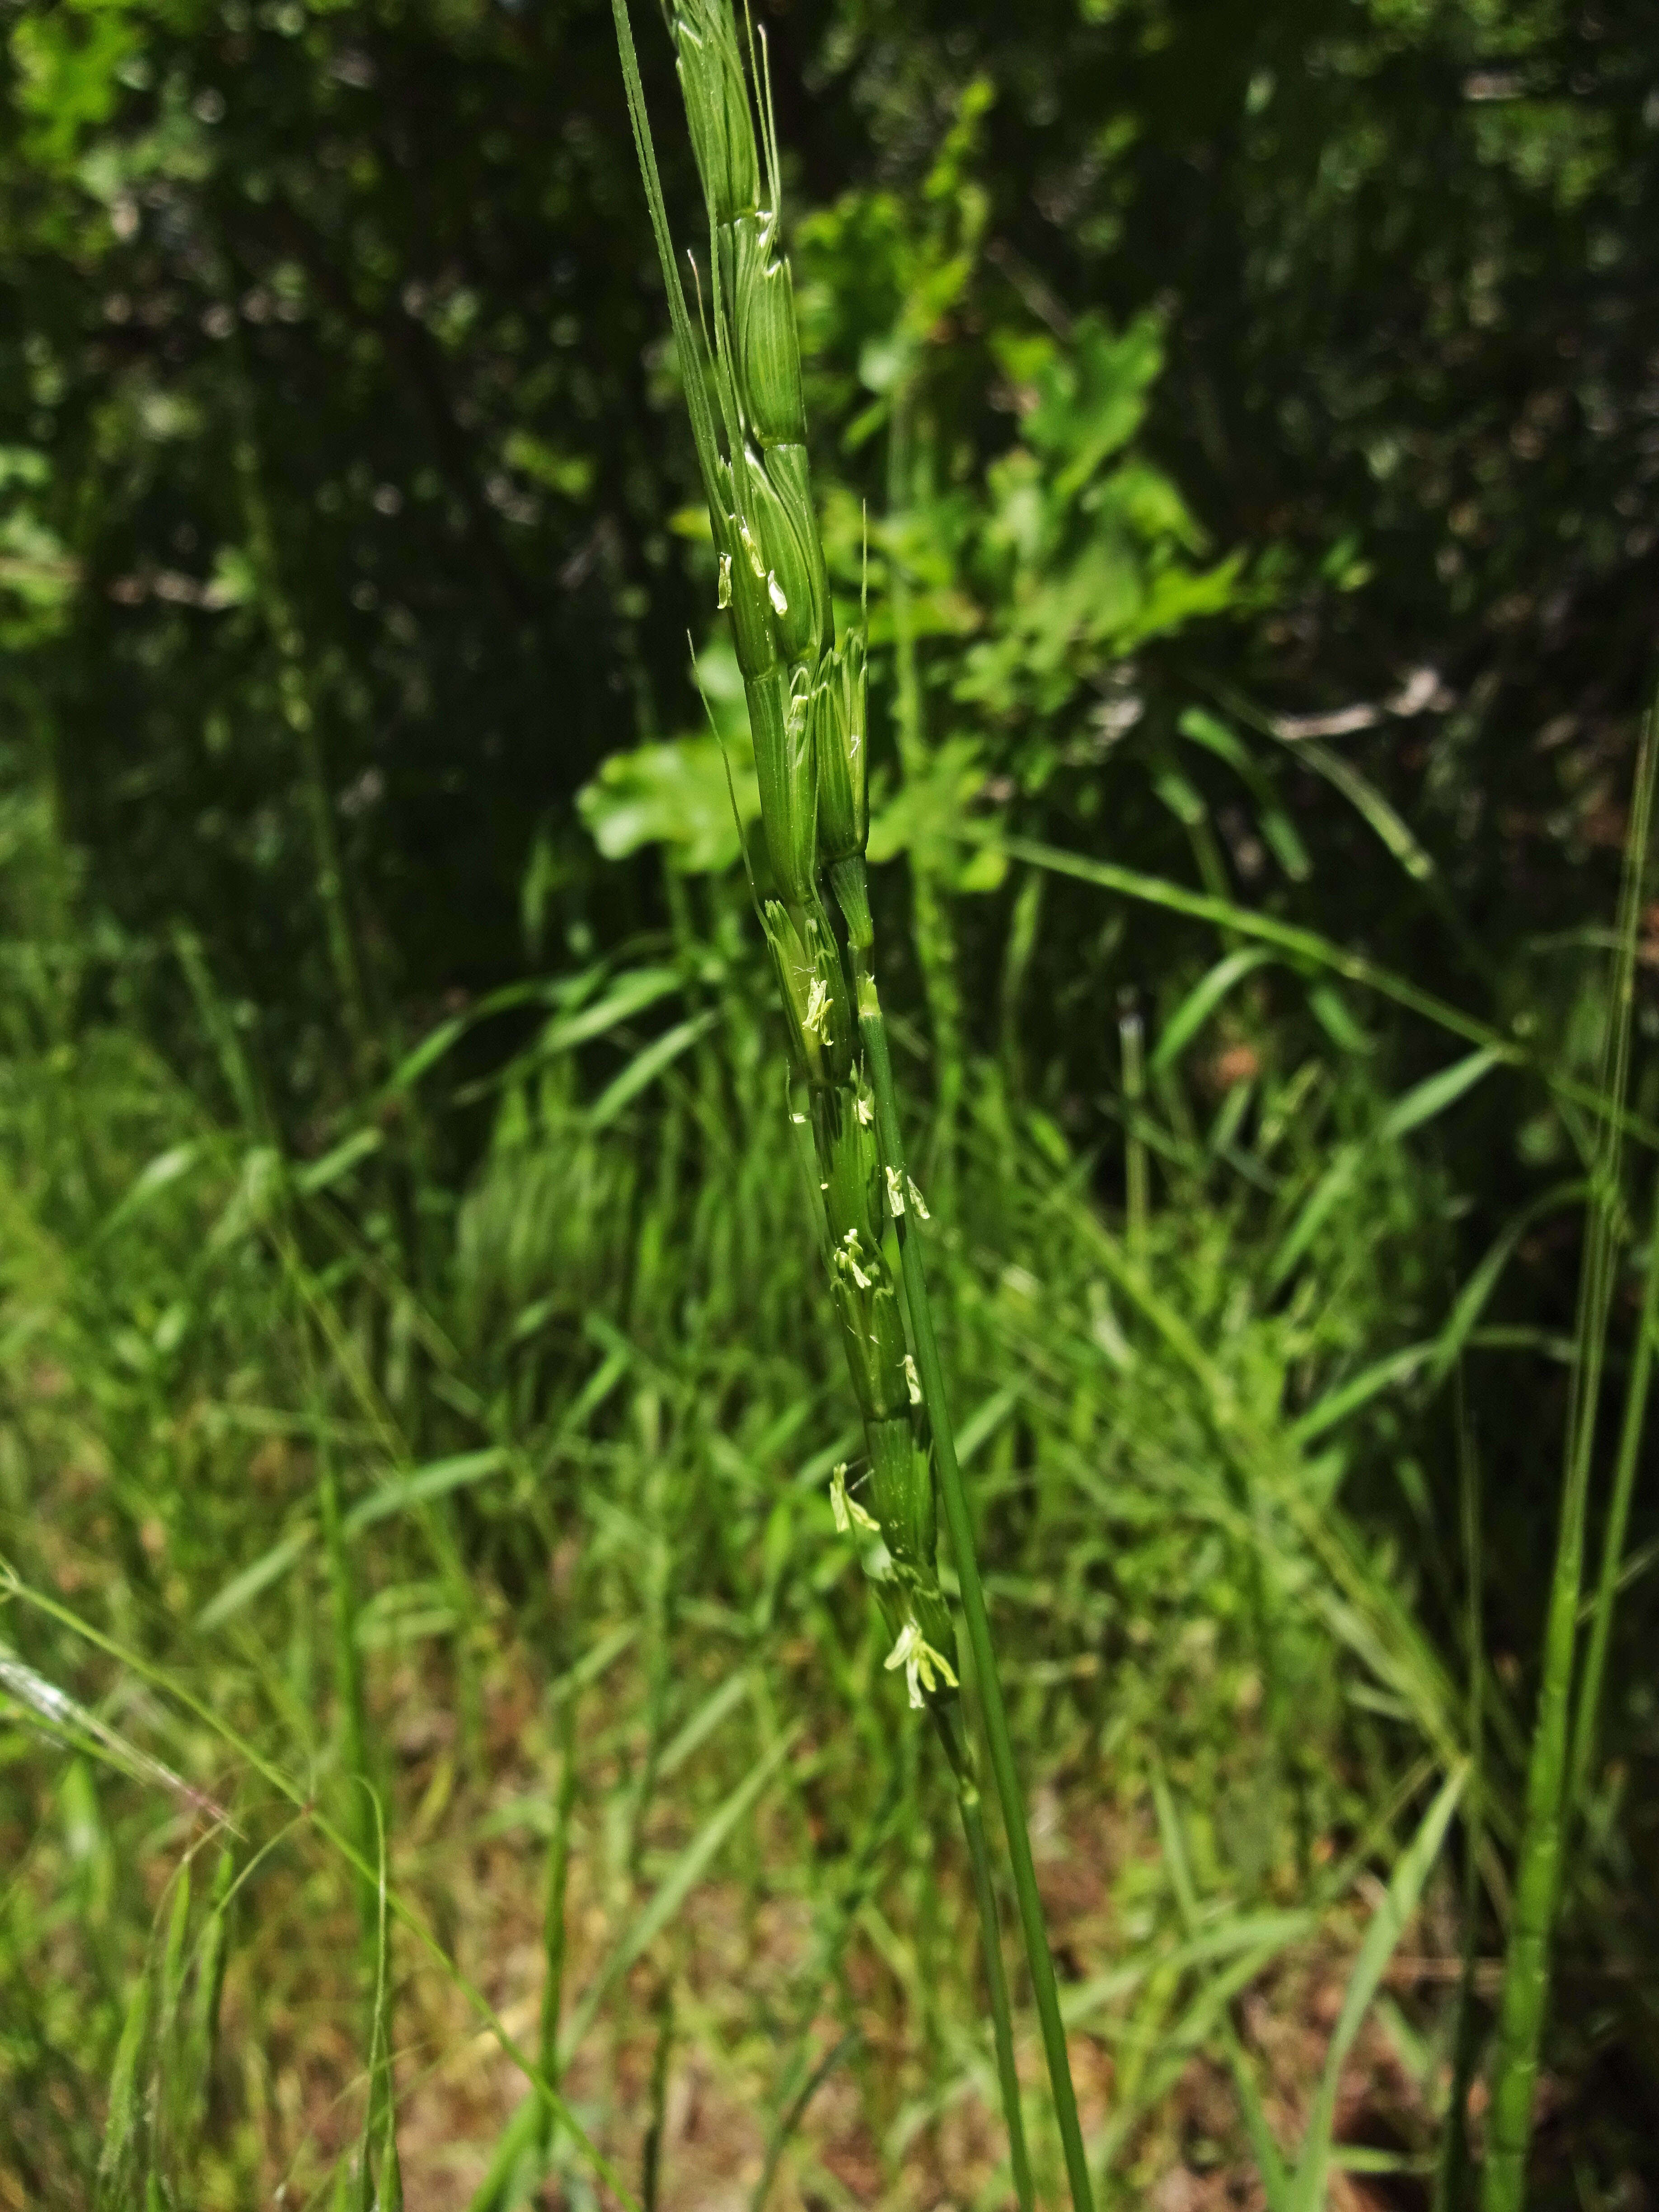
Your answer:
(342, 1450), (511, 1535)
(197, 1524), (316, 1631)
(97, 1964), (154, 2208)
(588, 1012), (718, 1130)
(0, 1648), (231, 1825)
(1378, 1048), (1502, 1143)
(1289, 1767), (1465, 2212)
(558, 1725), (799, 2067)
(967, 826), (1659, 1148)
(1151, 948), (1275, 1075)
(96, 1143), (203, 1241)
(296, 1128), (384, 1196)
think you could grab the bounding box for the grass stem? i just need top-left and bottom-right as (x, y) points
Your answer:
(1118, 989), (1148, 1263)
(1568, 1161), (1659, 1814)
(935, 1700), (1035, 2212)
(860, 986), (1096, 2212)
(1480, 700), (1656, 2212)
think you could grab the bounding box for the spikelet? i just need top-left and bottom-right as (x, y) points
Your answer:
(725, 210), (807, 450)
(814, 628), (868, 868)
(730, 441), (828, 667)
(668, 0), (954, 1714)
(746, 664), (817, 911)
(761, 895), (852, 1087)
(670, 0), (758, 228)
(811, 1074), (881, 1247)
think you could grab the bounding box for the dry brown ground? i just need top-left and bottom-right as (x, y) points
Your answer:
(199, 1650), (1469, 2212)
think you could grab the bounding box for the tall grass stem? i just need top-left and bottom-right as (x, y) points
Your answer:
(860, 994), (1096, 2212)
(1118, 989), (1148, 1261)
(936, 1701), (1035, 2212)
(1568, 1162), (1659, 1813)
(1480, 699), (1656, 2212)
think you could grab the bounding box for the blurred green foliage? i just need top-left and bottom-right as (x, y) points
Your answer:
(2, 0), (1655, 1113)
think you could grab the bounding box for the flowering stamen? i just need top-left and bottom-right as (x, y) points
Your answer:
(830, 1462), (878, 1536)
(884, 1619), (959, 1710)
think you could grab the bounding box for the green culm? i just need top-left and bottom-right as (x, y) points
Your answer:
(611, 0), (1092, 2201)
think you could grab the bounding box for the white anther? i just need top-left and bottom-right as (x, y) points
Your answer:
(717, 552), (732, 608)
(904, 1353), (922, 1406)
(886, 1166), (905, 1217)
(830, 1463), (878, 1536)
(884, 1619), (959, 1710)
(768, 571), (788, 616)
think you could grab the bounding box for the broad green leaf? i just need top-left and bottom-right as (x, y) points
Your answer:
(578, 735), (760, 875)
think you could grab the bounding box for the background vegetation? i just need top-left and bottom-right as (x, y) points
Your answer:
(1, 0), (1657, 2205)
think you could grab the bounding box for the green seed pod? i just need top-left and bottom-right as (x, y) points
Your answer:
(671, 0), (759, 230)
(726, 211), (806, 449)
(814, 627), (867, 868)
(746, 665), (817, 910)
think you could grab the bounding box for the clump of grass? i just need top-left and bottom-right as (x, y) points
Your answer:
(1479, 702), (1658, 2212)
(609, 0), (1092, 2200)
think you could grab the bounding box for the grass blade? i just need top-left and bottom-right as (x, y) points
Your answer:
(1568, 1161), (1659, 1810)
(557, 1724), (799, 2067)
(1150, 1766), (1290, 2212)
(1434, 1379), (1486, 2212)
(1148, 947), (1275, 1076)
(1288, 1766), (1465, 2212)
(862, 999), (1097, 2212)
(1480, 696), (1657, 2212)
(935, 1700), (1035, 2212)
(970, 826), (1659, 1148)
(0, 1558), (642, 2212)
(95, 1954), (154, 2210)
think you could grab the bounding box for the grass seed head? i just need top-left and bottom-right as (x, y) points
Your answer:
(732, 442), (828, 665)
(726, 211), (806, 449)
(671, 0), (759, 229)
(761, 898), (819, 1083)
(762, 895), (851, 1084)
(867, 1413), (939, 1579)
(746, 665), (818, 909)
(830, 1253), (910, 1422)
(814, 628), (868, 870)
(812, 1082), (882, 1250)
(715, 475), (779, 676)
(830, 1461), (879, 1535)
